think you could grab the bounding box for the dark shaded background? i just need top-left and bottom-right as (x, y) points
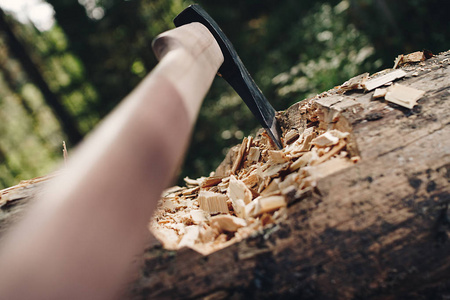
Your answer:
(0, 0), (449, 188)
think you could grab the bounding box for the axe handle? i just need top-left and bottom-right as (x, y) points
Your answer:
(0, 23), (223, 300)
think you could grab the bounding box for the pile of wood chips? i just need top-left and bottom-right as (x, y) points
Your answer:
(151, 115), (359, 255)
(151, 50), (432, 255)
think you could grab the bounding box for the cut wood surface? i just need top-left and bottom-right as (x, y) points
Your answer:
(1, 50), (450, 299)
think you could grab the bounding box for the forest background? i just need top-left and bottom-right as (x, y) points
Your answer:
(0, 0), (449, 189)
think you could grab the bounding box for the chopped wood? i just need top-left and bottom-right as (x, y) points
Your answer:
(311, 140), (346, 166)
(201, 176), (225, 188)
(184, 176), (202, 186)
(278, 173), (300, 192)
(241, 170), (259, 188)
(363, 69), (407, 91)
(227, 175), (252, 205)
(284, 129), (299, 144)
(0, 173), (59, 207)
(393, 50), (432, 69)
(289, 151), (319, 171)
(247, 147), (260, 162)
(227, 176), (251, 218)
(178, 225), (200, 248)
(210, 215), (246, 232)
(150, 226), (180, 250)
(384, 83), (426, 109)
(231, 137), (249, 174)
(303, 157), (353, 183)
(403, 51), (425, 63)
(182, 186), (200, 196)
(299, 131), (316, 152)
(198, 191), (229, 215)
(328, 129), (349, 140)
(251, 195), (287, 216)
(148, 85), (359, 256)
(261, 162), (290, 178)
(339, 72), (369, 91)
(260, 178), (281, 196)
(198, 223), (215, 244)
(373, 88), (387, 99)
(190, 210), (208, 224)
(311, 131), (339, 147)
(267, 150), (288, 164)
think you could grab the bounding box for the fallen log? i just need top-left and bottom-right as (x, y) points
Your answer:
(1, 50), (450, 299)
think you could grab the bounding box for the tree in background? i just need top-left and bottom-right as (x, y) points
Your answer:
(348, 0), (450, 68)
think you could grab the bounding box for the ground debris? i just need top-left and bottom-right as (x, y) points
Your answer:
(338, 72), (369, 92)
(384, 84), (426, 109)
(393, 50), (433, 69)
(363, 69), (407, 91)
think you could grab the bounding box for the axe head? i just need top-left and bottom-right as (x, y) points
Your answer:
(174, 4), (282, 149)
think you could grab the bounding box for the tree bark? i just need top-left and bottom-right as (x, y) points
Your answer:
(1, 51), (450, 299)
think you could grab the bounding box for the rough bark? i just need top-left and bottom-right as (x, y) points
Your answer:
(1, 51), (450, 299)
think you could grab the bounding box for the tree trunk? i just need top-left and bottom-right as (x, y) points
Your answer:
(1, 51), (450, 299)
(0, 9), (83, 145)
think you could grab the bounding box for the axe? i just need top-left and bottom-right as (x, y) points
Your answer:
(164, 4), (282, 149)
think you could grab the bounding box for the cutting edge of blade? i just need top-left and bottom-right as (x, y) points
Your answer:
(266, 117), (282, 149)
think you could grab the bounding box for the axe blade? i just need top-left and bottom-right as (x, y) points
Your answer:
(174, 4), (282, 149)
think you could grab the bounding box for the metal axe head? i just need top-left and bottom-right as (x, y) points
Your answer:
(174, 4), (282, 149)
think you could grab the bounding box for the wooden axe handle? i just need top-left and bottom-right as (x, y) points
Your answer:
(0, 23), (223, 300)
(152, 22), (224, 123)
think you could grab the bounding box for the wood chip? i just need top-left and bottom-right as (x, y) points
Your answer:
(385, 84), (425, 109)
(228, 176), (252, 205)
(190, 209), (208, 224)
(311, 140), (346, 166)
(210, 215), (247, 232)
(261, 162), (290, 178)
(404, 51), (426, 63)
(201, 176), (225, 188)
(241, 170), (260, 188)
(228, 176), (254, 218)
(373, 88), (388, 99)
(289, 151), (319, 171)
(231, 137), (249, 174)
(364, 69), (406, 91)
(178, 226), (200, 248)
(328, 130), (349, 140)
(251, 195), (287, 216)
(303, 157), (353, 182)
(299, 131), (316, 152)
(394, 51), (429, 69)
(182, 186), (200, 196)
(198, 191), (229, 215)
(267, 150), (288, 164)
(151, 83), (360, 254)
(284, 129), (299, 144)
(339, 72), (369, 91)
(198, 224), (215, 243)
(184, 176), (203, 186)
(247, 147), (261, 162)
(311, 132), (339, 147)
(152, 228), (180, 250)
(260, 178), (281, 196)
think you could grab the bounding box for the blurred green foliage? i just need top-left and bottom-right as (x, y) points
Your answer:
(0, 0), (449, 189)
